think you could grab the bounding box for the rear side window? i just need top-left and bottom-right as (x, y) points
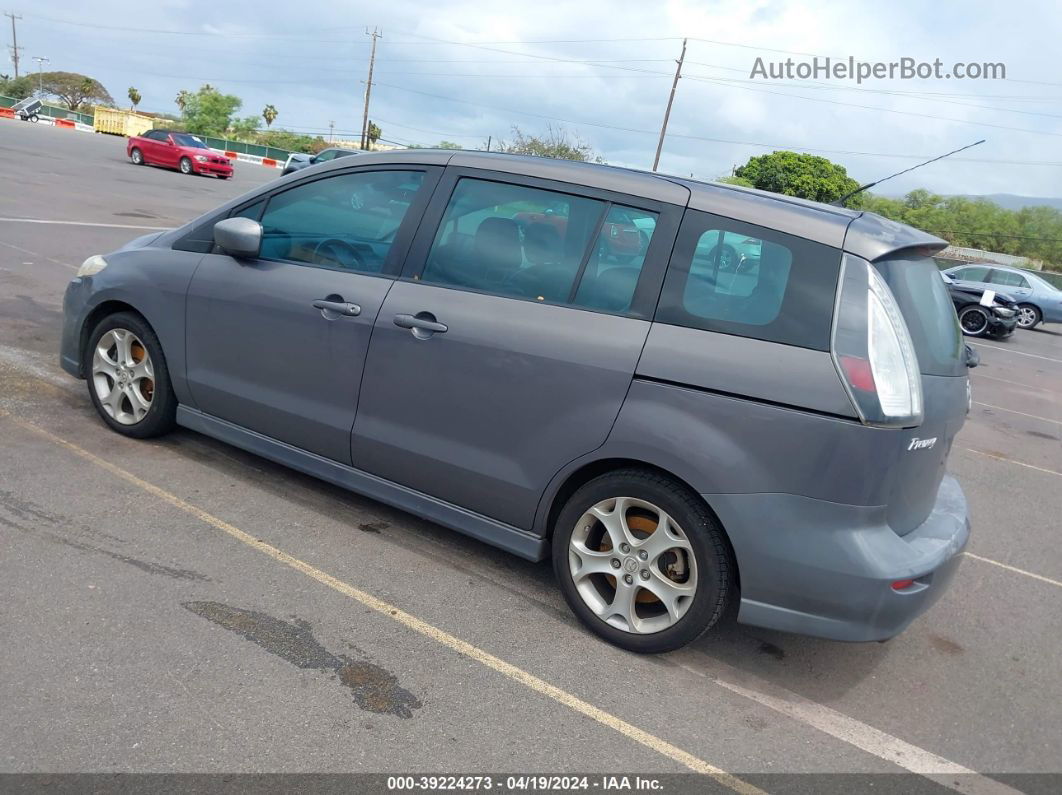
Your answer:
(955, 266), (990, 281)
(420, 177), (658, 313)
(875, 256), (965, 377)
(988, 269), (1028, 288)
(656, 210), (841, 350)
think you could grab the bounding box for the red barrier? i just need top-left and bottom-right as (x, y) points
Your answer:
(225, 150), (238, 158)
(262, 158), (277, 167)
(0, 107), (15, 119)
(55, 118), (75, 128)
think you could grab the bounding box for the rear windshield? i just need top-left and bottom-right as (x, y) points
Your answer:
(874, 255), (965, 377)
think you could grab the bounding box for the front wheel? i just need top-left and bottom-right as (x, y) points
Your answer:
(28, 113), (39, 123)
(552, 469), (734, 653)
(1017, 304), (1041, 329)
(84, 312), (177, 439)
(959, 306), (990, 336)
(179, 157), (194, 175)
(130, 147), (144, 165)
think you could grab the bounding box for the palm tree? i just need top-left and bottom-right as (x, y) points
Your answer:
(128, 86), (142, 111)
(175, 90), (191, 112)
(262, 104), (278, 128)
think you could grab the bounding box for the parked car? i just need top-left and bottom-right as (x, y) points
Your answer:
(943, 262), (1062, 329)
(283, 147), (360, 175)
(940, 272), (1019, 338)
(127, 131), (233, 178)
(61, 151), (972, 653)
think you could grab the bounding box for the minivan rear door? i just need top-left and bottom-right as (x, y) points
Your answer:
(873, 254), (969, 535)
(350, 169), (685, 530)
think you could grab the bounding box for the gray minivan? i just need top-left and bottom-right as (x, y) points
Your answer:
(61, 150), (971, 653)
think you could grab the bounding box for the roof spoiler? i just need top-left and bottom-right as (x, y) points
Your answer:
(844, 212), (949, 262)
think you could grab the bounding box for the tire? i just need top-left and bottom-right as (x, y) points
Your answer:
(130, 147), (144, 165)
(179, 157), (194, 175)
(959, 306), (990, 337)
(28, 113), (39, 123)
(1017, 303), (1041, 329)
(83, 312), (177, 439)
(552, 468), (734, 653)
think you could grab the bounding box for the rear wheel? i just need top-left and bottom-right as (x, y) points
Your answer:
(84, 312), (176, 439)
(1017, 304), (1041, 329)
(959, 306), (990, 336)
(130, 147), (144, 165)
(28, 113), (39, 123)
(552, 469), (733, 653)
(179, 157), (194, 175)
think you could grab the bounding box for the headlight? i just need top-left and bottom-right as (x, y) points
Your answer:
(194, 155), (210, 162)
(77, 255), (108, 277)
(993, 306), (1016, 318)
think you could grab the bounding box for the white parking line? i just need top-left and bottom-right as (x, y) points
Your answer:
(974, 401), (1061, 427)
(971, 372), (1053, 393)
(0, 240), (77, 271)
(962, 447), (1062, 478)
(969, 341), (1062, 365)
(673, 655), (1018, 795)
(964, 552), (1062, 589)
(0, 217), (170, 231)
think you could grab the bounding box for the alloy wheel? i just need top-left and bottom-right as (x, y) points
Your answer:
(960, 308), (989, 336)
(1017, 306), (1038, 329)
(91, 329), (155, 425)
(568, 497), (697, 634)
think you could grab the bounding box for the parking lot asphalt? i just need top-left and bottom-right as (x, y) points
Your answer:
(1, 121), (1060, 792)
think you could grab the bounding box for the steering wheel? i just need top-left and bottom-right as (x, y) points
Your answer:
(312, 238), (365, 270)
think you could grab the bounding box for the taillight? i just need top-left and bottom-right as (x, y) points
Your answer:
(831, 254), (923, 427)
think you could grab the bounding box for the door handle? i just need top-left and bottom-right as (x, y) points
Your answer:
(394, 312), (448, 337)
(313, 299), (361, 317)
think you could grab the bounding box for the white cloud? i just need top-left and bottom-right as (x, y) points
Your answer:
(18, 0), (1062, 196)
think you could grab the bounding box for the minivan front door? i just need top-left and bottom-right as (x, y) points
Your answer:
(184, 167), (439, 464)
(350, 172), (681, 529)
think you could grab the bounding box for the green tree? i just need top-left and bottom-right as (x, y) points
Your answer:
(367, 121), (382, 146)
(716, 175), (753, 188)
(493, 124), (603, 162)
(228, 115), (261, 141)
(38, 71), (114, 110)
(436, 140), (463, 149)
(179, 84), (242, 136)
(127, 86), (142, 111)
(262, 104), (278, 127)
(175, 90), (191, 111)
(734, 151), (861, 205)
(0, 74), (34, 100)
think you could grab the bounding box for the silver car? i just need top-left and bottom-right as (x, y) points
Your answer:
(61, 151), (971, 653)
(944, 262), (1062, 329)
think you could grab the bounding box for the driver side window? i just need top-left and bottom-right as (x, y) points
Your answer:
(257, 170), (426, 274)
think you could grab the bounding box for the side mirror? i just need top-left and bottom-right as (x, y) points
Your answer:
(214, 217), (262, 259)
(964, 343), (980, 369)
(309, 154), (319, 164)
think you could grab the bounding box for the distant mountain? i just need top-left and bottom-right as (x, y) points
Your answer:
(959, 194), (1062, 211)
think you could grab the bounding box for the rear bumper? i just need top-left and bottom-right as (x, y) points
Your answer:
(706, 474), (969, 642)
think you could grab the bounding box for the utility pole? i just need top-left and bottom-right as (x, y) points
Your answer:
(33, 55), (48, 95)
(360, 27), (381, 150)
(328, 120), (334, 144)
(5, 11), (22, 78)
(652, 37), (686, 173)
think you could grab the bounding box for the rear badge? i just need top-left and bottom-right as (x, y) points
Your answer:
(908, 436), (938, 451)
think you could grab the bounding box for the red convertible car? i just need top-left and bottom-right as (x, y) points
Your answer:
(127, 130), (233, 178)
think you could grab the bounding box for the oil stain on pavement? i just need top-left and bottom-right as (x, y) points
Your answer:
(182, 601), (422, 718)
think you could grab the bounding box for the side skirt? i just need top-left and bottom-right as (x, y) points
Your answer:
(176, 406), (549, 562)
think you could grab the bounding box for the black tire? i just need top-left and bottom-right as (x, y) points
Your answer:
(552, 468), (734, 653)
(1017, 303), (1041, 330)
(179, 157), (194, 175)
(959, 306), (990, 337)
(130, 147), (144, 165)
(83, 312), (177, 439)
(28, 113), (39, 123)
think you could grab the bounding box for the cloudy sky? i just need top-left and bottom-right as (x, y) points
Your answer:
(10, 0), (1062, 197)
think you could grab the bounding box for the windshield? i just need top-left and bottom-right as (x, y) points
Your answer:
(875, 255), (966, 377)
(171, 134), (208, 149)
